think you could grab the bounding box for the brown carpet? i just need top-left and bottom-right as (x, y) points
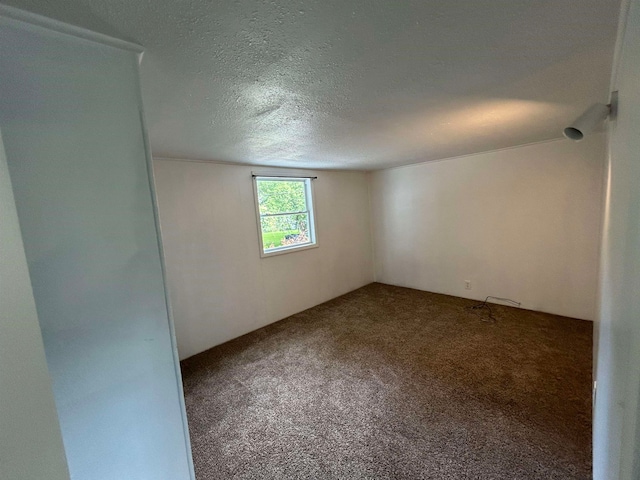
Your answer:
(181, 283), (593, 479)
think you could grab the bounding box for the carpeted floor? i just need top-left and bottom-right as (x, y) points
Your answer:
(181, 283), (593, 479)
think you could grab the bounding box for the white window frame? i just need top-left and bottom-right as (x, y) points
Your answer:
(252, 175), (319, 258)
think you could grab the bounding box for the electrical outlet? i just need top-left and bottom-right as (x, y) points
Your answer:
(465, 280), (471, 290)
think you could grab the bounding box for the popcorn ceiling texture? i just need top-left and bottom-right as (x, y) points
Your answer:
(3, 0), (620, 169)
(181, 283), (592, 479)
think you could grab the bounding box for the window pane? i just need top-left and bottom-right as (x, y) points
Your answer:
(257, 180), (307, 215)
(261, 213), (311, 251)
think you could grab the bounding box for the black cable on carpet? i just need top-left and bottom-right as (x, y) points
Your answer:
(468, 296), (521, 322)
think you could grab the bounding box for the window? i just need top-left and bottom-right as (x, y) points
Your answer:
(253, 175), (317, 257)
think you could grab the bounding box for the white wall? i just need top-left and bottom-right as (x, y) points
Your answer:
(594, 0), (640, 477)
(371, 136), (606, 320)
(0, 129), (69, 480)
(153, 160), (374, 359)
(0, 13), (193, 480)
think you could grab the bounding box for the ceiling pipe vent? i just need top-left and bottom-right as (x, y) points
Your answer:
(563, 103), (611, 141)
(563, 93), (618, 141)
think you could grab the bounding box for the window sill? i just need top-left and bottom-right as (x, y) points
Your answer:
(260, 242), (319, 258)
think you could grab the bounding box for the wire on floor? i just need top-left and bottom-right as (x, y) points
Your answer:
(467, 296), (521, 322)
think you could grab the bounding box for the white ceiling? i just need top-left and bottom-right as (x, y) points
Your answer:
(3, 0), (621, 169)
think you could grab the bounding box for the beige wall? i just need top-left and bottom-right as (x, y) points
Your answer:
(154, 160), (374, 359)
(594, 0), (640, 476)
(371, 136), (606, 320)
(0, 130), (69, 480)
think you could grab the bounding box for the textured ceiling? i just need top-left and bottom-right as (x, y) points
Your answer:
(3, 0), (621, 169)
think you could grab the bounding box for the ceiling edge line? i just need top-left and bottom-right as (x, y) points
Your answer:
(376, 136), (575, 172)
(152, 156), (369, 174)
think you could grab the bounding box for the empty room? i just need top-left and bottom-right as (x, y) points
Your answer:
(2, 1), (640, 480)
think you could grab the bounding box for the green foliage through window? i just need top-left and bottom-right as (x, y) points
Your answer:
(255, 177), (316, 253)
